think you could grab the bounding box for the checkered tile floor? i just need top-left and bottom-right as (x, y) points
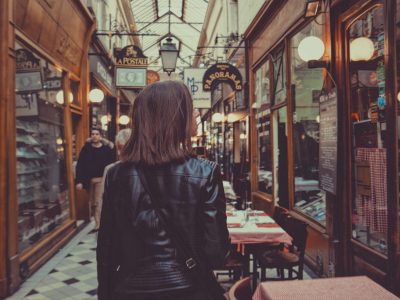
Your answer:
(7, 221), (316, 299)
(7, 222), (99, 300)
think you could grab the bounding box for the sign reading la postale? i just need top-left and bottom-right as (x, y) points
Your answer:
(202, 63), (242, 92)
(114, 45), (148, 67)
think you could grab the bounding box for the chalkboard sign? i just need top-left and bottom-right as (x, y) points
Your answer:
(319, 89), (338, 195)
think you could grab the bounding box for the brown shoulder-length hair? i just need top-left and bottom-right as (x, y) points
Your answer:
(121, 80), (194, 165)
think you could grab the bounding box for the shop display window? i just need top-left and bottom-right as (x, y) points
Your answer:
(15, 43), (70, 252)
(255, 61), (272, 194)
(347, 5), (387, 254)
(272, 47), (287, 105)
(70, 80), (80, 106)
(290, 18), (326, 225)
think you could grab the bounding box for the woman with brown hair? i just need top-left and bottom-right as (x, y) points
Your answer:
(97, 81), (229, 300)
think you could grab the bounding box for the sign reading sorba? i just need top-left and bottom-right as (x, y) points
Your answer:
(202, 63), (242, 91)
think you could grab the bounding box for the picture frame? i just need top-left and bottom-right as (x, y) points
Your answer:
(116, 67), (147, 88)
(16, 70), (43, 93)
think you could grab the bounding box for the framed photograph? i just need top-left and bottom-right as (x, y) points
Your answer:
(16, 70), (43, 93)
(16, 93), (39, 117)
(116, 67), (147, 88)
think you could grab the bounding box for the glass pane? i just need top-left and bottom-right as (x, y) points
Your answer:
(272, 47), (287, 105)
(274, 107), (288, 207)
(348, 5), (387, 254)
(70, 80), (80, 106)
(255, 61), (272, 194)
(291, 17), (326, 225)
(15, 43), (70, 252)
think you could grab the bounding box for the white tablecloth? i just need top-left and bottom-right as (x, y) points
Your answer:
(227, 211), (292, 245)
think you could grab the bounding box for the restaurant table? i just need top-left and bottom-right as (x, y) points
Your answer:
(227, 210), (292, 289)
(252, 276), (400, 300)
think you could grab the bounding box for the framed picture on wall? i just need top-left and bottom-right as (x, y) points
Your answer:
(16, 70), (43, 93)
(116, 67), (147, 88)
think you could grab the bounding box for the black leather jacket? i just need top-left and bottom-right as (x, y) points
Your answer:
(97, 158), (230, 299)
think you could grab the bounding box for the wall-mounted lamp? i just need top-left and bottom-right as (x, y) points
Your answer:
(89, 88), (105, 103)
(119, 115), (130, 125)
(298, 36), (328, 69)
(212, 112), (224, 123)
(56, 91), (73, 104)
(304, 0), (321, 18)
(350, 37), (374, 61)
(100, 115), (108, 125)
(298, 36), (325, 62)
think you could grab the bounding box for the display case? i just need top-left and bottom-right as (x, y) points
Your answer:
(347, 5), (388, 255)
(15, 44), (70, 253)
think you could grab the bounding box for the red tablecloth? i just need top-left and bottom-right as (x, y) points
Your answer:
(252, 276), (399, 300)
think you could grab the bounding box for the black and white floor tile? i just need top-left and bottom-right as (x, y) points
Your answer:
(7, 222), (98, 300)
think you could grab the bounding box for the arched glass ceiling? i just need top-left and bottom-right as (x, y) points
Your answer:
(130, 0), (208, 72)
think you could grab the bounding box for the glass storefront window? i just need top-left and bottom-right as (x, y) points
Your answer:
(291, 17), (326, 225)
(15, 43), (70, 252)
(70, 80), (80, 106)
(272, 47), (287, 105)
(273, 107), (289, 207)
(255, 61), (272, 194)
(347, 5), (387, 254)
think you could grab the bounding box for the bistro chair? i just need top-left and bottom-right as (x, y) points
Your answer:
(215, 244), (246, 281)
(228, 277), (252, 300)
(257, 216), (308, 281)
(272, 205), (290, 226)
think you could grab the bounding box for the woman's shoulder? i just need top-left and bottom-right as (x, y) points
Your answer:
(178, 157), (218, 179)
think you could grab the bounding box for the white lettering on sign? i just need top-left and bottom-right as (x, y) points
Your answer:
(97, 62), (113, 88)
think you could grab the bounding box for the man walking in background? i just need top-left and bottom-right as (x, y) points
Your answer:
(75, 128), (115, 231)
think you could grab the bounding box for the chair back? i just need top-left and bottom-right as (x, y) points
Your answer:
(272, 205), (290, 226)
(282, 216), (308, 259)
(228, 277), (252, 300)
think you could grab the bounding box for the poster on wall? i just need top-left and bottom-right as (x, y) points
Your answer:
(319, 88), (338, 195)
(184, 68), (211, 108)
(16, 93), (39, 117)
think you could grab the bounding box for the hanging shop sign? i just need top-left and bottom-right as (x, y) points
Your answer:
(203, 63), (242, 92)
(147, 70), (160, 85)
(15, 49), (43, 93)
(115, 67), (147, 88)
(114, 45), (148, 67)
(184, 68), (211, 108)
(16, 49), (40, 70)
(90, 56), (113, 92)
(319, 88), (338, 195)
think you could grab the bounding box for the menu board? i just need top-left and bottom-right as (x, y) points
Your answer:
(319, 89), (338, 194)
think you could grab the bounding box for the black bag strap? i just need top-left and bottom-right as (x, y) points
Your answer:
(136, 168), (199, 271)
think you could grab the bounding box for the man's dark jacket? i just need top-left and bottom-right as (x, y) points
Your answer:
(75, 139), (115, 189)
(96, 158), (230, 299)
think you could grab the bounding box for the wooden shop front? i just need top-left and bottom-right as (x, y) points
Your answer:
(0, 0), (95, 297)
(245, 0), (399, 294)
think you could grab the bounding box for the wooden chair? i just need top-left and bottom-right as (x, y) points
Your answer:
(258, 216), (308, 281)
(215, 244), (246, 281)
(272, 205), (290, 226)
(228, 277), (252, 300)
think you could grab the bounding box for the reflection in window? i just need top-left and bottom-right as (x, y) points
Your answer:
(291, 17), (326, 225)
(15, 43), (69, 252)
(255, 61), (272, 194)
(272, 47), (286, 105)
(348, 6), (387, 254)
